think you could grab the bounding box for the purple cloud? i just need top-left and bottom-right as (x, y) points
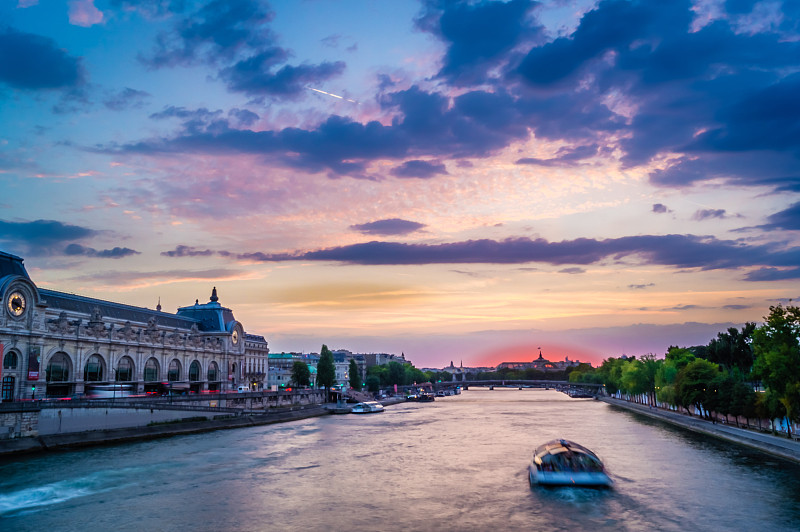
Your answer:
(161, 245), (215, 257)
(350, 219), (426, 236)
(64, 244), (140, 259)
(229, 234), (800, 278)
(761, 202), (800, 231)
(0, 219), (96, 255)
(652, 204), (669, 214)
(693, 209), (727, 221)
(390, 160), (448, 179)
(0, 29), (84, 90)
(516, 144), (599, 167)
(104, 87), (151, 111)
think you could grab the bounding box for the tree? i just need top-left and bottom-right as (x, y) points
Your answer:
(675, 359), (720, 418)
(706, 323), (756, 373)
(349, 359), (362, 391)
(290, 361), (311, 388)
(752, 304), (800, 437)
(365, 374), (380, 392)
(316, 345), (336, 391)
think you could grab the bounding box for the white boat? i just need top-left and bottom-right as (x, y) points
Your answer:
(351, 401), (385, 414)
(528, 439), (613, 488)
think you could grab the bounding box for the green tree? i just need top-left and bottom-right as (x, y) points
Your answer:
(752, 304), (800, 437)
(365, 374), (380, 393)
(349, 359), (362, 391)
(290, 360), (311, 388)
(706, 323), (756, 373)
(675, 359), (720, 418)
(316, 345), (336, 391)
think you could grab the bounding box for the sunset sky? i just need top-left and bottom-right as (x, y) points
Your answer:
(1, 0), (799, 368)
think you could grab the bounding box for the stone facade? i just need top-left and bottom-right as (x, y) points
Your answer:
(1, 251), (256, 400)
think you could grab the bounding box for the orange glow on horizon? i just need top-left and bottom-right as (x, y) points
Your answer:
(474, 343), (605, 368)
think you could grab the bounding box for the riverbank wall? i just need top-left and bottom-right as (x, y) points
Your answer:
(599, 396), (800, 464)
(0, 405), (331, 457)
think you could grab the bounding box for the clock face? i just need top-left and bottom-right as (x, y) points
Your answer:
(231, 329), (239, 345)
(7, 291), (26, 317)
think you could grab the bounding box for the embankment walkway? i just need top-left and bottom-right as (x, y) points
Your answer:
(599, 397), (800, 464)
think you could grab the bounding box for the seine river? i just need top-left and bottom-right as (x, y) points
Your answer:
(2, 389), (800, 531)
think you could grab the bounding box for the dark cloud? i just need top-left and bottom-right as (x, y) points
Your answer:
(219, 58), (345, 98)
(0, 29), (84, 90)
(230, 234), (800, 279)
(693, 209), (727, 221)
(559, 267), (586, 274)
(64, 244), (140, 259)
(760, 202), (800, 231)
(350, 219), (426, 236)
(390, 160), (448, 179)
(104, 87), (151, 111)
(722, 304), (751, 310)
(515, 144), (598, 167)
(140, 0), (343, 99)
(0, 219), (96, 255)
(109, 0), (187, 17)
(652, 204), (669, 214)
(161, 245), (215, 257)
(629, 283), (655, 289)
(109, 1), (800, 189)
(744, 267), (800, 281)
(417, 0), (543, 86)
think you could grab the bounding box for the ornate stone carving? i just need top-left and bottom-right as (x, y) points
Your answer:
(48, 311), (74, 335)
(86, 307), (106, 337)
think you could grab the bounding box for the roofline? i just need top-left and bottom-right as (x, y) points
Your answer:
(38, 288), (201, 324)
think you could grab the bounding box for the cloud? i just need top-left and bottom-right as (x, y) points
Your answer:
(229, 233), (800, 277)
(68, 0), (104, 27)
(64, 243), (139, 258)
(161, 245), (215, 257)
(0, 29), (85, 90)
(559, 267), (586, 274)
(744, 267), (800, 281)
(693, 209), (727, 221)
(515, 144), (599, 167)
(0, 219), (97, 255)
(103, 87), (151, 111)
(350, 219), (426, 236)
(416, 0), (543, 86)
(629, 283), (656, 289)
(760, 202), (800, 231)
(139, 0), (344, 99)
(390, 160), (448, 179)
(652, 204), (669, 214)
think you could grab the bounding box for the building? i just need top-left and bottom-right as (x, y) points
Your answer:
(1, 251), (255, 401)
(496, 350), (582, 371)
(266, 352), (318, 390)
(363, 352), (408, 368)
(331, 349), (366, 388)
(243, 333), (269, 391)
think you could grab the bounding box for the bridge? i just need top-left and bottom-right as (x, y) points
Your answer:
(431, 380), (605, 393)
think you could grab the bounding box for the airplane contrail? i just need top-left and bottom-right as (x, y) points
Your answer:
(307, 87), (358, 103)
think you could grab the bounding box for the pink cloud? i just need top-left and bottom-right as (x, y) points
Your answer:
(68, 0), (103, 27)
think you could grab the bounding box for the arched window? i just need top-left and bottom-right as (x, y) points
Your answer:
(188, 360), (201, 382)
(46, 352), (71, 382)
(207, 361), (219, 382)
(167, 359), (181, 382)
(3, 351), (18, 369)
(116, 356), (134, 382)
(144, 358), (159, 382)
(84, 354), (105, 382)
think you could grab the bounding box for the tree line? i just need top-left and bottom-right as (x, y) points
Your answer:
(568, 304), (800, 437)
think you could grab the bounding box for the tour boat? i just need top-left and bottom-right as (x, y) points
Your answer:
(528, 439), (613, 488)
(350, 401), (385, 414)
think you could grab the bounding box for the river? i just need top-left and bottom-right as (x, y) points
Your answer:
(1, 388), (799, 531)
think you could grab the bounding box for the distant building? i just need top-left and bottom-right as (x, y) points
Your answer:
(364, 352), (408, 368)
(330, 349), (366, 388)
(266, 352), (318, 390)
(496, 350), (582, 372)
(0, 251), (263, 401)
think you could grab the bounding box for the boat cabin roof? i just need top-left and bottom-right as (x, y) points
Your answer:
(533, 439), (601, 463)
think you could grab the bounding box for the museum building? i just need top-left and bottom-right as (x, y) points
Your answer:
(0, 250), (266, 401)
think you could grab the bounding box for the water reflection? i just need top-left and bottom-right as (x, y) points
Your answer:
(1, 388), (799, 531)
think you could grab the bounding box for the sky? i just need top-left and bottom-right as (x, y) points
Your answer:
(1, 0), (799, 369)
